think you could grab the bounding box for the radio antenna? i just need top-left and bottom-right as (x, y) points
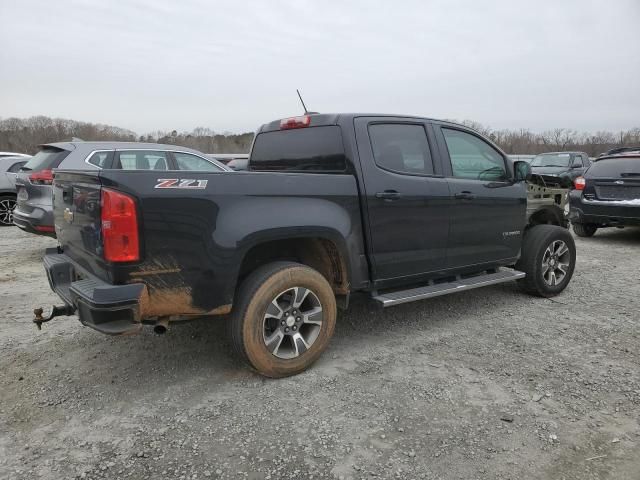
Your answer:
(296, 89), (309, 114)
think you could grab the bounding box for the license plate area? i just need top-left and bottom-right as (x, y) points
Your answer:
(596, 185), (640, 200)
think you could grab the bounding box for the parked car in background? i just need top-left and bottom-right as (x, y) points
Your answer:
(569, 147), (640, 237)
(0, 151), (31, 159)
(13, 141), (227, 237)
(0, 155), (32, 226)
(530, 151), (591, 188)
(206, 153), (250, 165)
(227, 156), (249, 171)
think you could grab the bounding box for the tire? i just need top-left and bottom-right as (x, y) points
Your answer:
(230, 261), (337, 378)
(515, 225), (576, 297)
(0, 195), (16, 226)
(572, 223), (597, 237)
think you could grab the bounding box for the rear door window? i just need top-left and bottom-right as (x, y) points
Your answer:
(8, 161), (27, 173)
(86, 151), (113, 168)
(368, 123), (434, 175)
(250, 126), (347, 172)
(442, 128), (507, 181)
(115, 151), (169, 170)
(173, 152), (222, 171)
(21, 147), (71, 171)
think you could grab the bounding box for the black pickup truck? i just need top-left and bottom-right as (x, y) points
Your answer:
(39, 114), (576, 377)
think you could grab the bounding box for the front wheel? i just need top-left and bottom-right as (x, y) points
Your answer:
(515, 225), (576, 297)
(573, 223), (597, 237)
(230, 261), (337, 378)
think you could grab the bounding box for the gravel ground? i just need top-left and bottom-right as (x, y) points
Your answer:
(1, 226), (639, 480)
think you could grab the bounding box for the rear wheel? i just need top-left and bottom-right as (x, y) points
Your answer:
(573, 223), (597, 237)
(230, 261), (337, 378)
(516, 225), (576, 297)
(0, 195), (16, 226)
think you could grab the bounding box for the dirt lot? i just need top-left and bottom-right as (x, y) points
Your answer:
(1, 227), (639, 480)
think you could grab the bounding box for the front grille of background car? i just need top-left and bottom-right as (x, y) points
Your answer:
(596, 185), (640, 200)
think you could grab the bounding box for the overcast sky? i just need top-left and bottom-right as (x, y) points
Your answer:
(1, 0), (639, 135)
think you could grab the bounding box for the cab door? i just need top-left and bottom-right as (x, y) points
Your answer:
(433, 124), (526, 269)
(354, 117), (451, 285)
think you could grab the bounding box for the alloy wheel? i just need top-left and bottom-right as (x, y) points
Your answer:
(0, 198), (16, 225)
(262, 286), (323, 359)
(541, 240), (571, 286)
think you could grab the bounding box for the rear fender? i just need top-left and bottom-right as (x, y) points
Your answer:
(220, 197), (354, 280)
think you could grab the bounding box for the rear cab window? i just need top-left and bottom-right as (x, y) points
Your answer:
(249, 126), (347, 172)
(21, 147), (71, 172)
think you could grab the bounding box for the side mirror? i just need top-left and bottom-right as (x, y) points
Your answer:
(513, 160), (532, 182)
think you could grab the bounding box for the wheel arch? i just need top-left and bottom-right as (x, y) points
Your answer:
(236, 229), (351, 296)
(528, 205), (567, 228)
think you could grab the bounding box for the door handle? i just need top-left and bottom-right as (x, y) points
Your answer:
(454, 191), (476, 200)
(375, 190), (402, 200)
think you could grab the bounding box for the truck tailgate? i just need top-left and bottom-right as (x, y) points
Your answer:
(52, 170), (111, 280)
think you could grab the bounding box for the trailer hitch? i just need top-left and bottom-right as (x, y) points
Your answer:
(33, 305), (75, 330)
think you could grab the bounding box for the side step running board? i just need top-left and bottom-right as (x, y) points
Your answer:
(373, 269), (526, 307)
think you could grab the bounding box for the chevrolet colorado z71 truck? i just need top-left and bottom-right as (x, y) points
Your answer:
(38, 114), (576, 377)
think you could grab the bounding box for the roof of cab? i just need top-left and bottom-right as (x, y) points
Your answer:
(257, 113), (468, 133)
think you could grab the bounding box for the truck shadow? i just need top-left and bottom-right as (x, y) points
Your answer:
(26, 281), (529, 397)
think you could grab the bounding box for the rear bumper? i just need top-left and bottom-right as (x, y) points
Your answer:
(13, 204), (56, 237)
(569, 192), (640, 226)
(43, 248), (145, 335)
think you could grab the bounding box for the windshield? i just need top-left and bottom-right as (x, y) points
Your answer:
(21, 147), (70, 171)
(530, 153), (572, 168)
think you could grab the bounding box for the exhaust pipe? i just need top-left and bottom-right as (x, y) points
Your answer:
(153, 317), (170, 335)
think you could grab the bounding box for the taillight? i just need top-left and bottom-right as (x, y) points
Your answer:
(35, 225), (55, 233)
(101, 188), (139, 262)
(280, 115), (311, 130)
(574, 176), (586, 190)
(29, 169), (54, 185)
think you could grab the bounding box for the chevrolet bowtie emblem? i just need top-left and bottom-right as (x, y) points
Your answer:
(63, 207), (74, 223)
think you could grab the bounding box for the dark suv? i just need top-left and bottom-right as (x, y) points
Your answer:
(13, 142), (227, 236)
(569, 148), (640, 236)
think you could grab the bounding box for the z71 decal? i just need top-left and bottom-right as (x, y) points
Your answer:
(155, 179), (208, 189)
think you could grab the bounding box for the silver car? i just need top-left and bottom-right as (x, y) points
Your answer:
(14, 141), (227, 236)
(0, 155), (31, 226)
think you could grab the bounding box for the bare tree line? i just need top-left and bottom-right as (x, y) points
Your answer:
(1, 115), (639, 157)
(141, 127), (254, 154)
(459, 120), (640, 157)
(0, 116), (137, 154)
(0, 116), (253, 155)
